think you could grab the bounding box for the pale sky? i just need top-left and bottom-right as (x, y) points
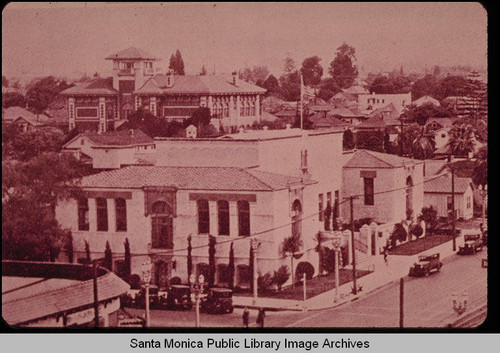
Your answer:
(2, 2), (487, 80)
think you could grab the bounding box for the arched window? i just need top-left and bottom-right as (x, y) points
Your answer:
(78, 198), (89, 231)
(151, 201), (173, 249)
(291, 199), (302, 238)
(217, 200), (230, 236)
(197, 199), (210, 234)
(96, 198), (108, 231)
(115, 198), (127, 232)
(237, 200), (250, 236)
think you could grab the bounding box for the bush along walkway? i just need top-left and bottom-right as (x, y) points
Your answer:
(388, 234), (454, 256)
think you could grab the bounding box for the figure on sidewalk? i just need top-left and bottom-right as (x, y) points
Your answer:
(383, 247), (389, 266)
(256, 308), (265, 328)
(242, 307), (249, 328)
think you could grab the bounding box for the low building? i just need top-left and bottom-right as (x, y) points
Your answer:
(357, 92), (411, 114)
(342, 150), (424, 224)
(2, 261), (129, 327)
(2, 106), (51, 131)
(413, 95), (440, 107)
(423, 173), (474, 220)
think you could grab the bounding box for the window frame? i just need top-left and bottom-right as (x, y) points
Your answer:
(115, 198), (127, 232)
(217, 200), (230, 236)
(78, 198), (90, 231)
(96, 197), (108, 232)
(197, 199), (210, 234)
(364, 178), (375, 206)
(237, 200), (250, 237)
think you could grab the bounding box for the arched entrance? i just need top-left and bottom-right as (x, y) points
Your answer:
(406, 176), (413, 219)
(154, 260), (169, 289)
(151, 201), (173, 249)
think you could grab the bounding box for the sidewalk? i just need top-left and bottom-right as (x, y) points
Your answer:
(233, 233), (465, 312)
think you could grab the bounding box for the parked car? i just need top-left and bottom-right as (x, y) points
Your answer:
(458, 234), (483, 255)
(200, 288), (233, 314)
(134, 285), (160, 309)
(409, 253), (442, 277)
(164, 284), (192, 310)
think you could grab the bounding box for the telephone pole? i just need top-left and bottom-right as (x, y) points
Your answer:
(451, 168), (456, 251)
(343, 195), (359, 294)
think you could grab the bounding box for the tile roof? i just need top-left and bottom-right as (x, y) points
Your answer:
(60, 77), (117, 96)
(105, 47), (159, 61)
(135, 74), (266, 95)
(77, 166), (315, 191)
(310, 113), (349, 128)
(2, 272), (129, 325)
(344, 149), (422, 169)
(81, 129), (154, 146)
(424, 159), (448, 176)
(356, 114), (387, 129)
(424, 174), (472, 194)
(413, 95), (441, 107)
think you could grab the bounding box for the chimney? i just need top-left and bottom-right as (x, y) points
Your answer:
(232, 71), (237, 85)
(285, 123), (291, 130)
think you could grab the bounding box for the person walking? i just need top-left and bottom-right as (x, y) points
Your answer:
(242, 307), (249, 328)
(256, 308), (265, 328)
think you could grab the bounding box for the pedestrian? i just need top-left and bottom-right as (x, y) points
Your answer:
(242, 307), (249, 328)
(383, 247), (388, 266)
(256, 308), (265, 328)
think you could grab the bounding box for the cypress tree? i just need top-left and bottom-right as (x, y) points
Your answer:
(104, 241), (113, 271)
(124, 238), (131, 283)
(228, 242), (235, 289)
(208, 235), (216, 288)
(187, 235), (193, 284)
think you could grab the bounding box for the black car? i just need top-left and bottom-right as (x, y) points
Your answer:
(200, 288), (233, 314)
(164, 284), (192, 310)
(409, 253), (442, 277)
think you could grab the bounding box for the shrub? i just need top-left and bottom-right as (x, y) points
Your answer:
(273, 265), (290, 292)
(410, 224), (424, 239)
(170, 276), (181, 285)
(420, 206), (438, 234)
(257, 272), (274, 294)
(321, 247), (336, 273)
(295, 261), (315, 281)
(129, 274), (141, 289)
(393, 223), (408, 242)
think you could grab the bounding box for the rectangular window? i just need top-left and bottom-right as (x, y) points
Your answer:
(115, 198), (127, 232)
(240, 107), (245, 116)
(217, 200), (230, 236)
(197, 200), (210, 234)
(78, 198), (89, 231)
(467, 196), (471, 209)
(334, 190), (339, 217)
(364, 178), (374, 206)
(238, 200), (250, 236)
(76, 107), (98, 119)
(96, 198), (108, 231)
(318, 194), (324, 222)
(447, 196), (453, 211)
(327, 192), (332, 207)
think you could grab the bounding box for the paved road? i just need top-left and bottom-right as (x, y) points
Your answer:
(126, 249), (487, 328)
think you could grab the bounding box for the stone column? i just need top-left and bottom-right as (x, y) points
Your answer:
(209, 201), (218, 236)
(98, 97), (106, 133)
(150, 97), (157, 116)
(68, 97), (76, 130)
(256, 94), (261, 122)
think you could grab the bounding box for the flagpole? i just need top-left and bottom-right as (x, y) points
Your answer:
(300, 74), (304, 130)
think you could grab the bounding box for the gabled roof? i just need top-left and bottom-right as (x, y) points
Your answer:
(356, 114), (387, 129)
(77, 165), (316, 191)
(424, 159), (448, 176)
(342, 85), (369, 95)
(424, 174), (472, 194)
(425, 117), (457, 129)
(60, 77), (117, 96)
(435, 159), (476, 178)
(329, 108), (362, 118)
(344, 149), (422, 169)
(310, 113), (349, 128)
(135, 75), (266, 95)
(105, 47), (159, 61)
(413, 95), (440, 107)
(63, 129), (154, 148)
(2, 106), (50, 124)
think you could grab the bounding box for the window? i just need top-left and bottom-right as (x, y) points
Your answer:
(78, 198), (89, 231)
(291, 200), (302, 238)
(144, 62), (152, 69)
(364, 178), (374, 206)
(467, 196), (471, 209)
(334, 191), (340, 217)
(237, 264), (250, 286)
(119, 62), (133, 70)
(217, 200), (230, 236)
(240, 106), (245, 116)
(237, 200), (250, 236)
(447, 196), (453, 211)
(115, 198), (127, 232)
(327, 192), (332, 207)
(318, 194), (324, 221)
(217, 264), (229, 283)
(441, 133), (446, 138)
(96, 198), (108, 231)
(151, 201), (173, 249)
(197, 199), (210, 234)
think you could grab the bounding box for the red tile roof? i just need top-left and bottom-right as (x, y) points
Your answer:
(82, 129), (154, 146)
(424, 174), (472, 194)
(105, 47), (159, 61)
(77, 166), (314, 191)
(135, 75), (266, 95)
(60, 77), (117, 96)
(344, 149), (422, 169)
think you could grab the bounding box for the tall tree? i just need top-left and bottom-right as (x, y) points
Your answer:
(314, 231), (326, 276)
(446, 123), (477, 157)
(104, 241), (113, 271)
(279, 56), (301, 101)
(169, 50), (185, 75)
(328, 43), (359, 89)
(411, 74), (439, 100)
(124, 238), (131, 283)
(187, 235), (193, 284)
(239, 65), (269, 84)
(2, 75), (9, 87)
(85, 240), (91, 263)
(262, 74), (282, 97)
(472, 146), (487, 186)
(25, 76), (70, 115)
(2, 92), (26, 108)
(208, 235), (216, 288)
(228, 242), (235, 289)
(317, 77), (341, 101)
(300, 56), (323, 86)
(248, 242), (254, 292)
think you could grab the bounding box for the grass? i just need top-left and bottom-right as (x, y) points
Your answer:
(236, 268), (371, 301)
(388, 234), (454, 256)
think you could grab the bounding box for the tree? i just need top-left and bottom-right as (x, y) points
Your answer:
(281, 234), (303, 287)
(342, 129), (355, 150)
(420, 206), (438, 235)
(124, 238), (131, 283)
(104, 241), (113, 271)
(272, 265), (290, 292)
(208, 235), (216, 288)
(472, 146), (487, 186)
(169, 50), (185, 75)
(332, 200), (339, 231)
(262, 74), (282, 97)
(187, 235), (193, 284)
(25, 76), (70, 115)
(434, 75), (470, 101)
(239, 65), (269, 84)
(314, 231), (326, 275)
(410, 224), (424, 239)
(257, 272), (274, 294)
(356, 130), (385, 152)
(85, 240), (91, 262)
(323, 203), (332, 231)
(368, 74), (411, 94)
(2, 75), (9, 87)
(227, 242), (235, 289)
(393, 223), (408, 243)
(2, 92), (26, 108)
(411, 74), (438, 100)
(446, 123), (476, 157)
(317, 77), (341, 101)
(187, 107), (212, 134)
(328, 43), (358, 89)
(300, 56), (323, 86)
(279, 56), (301, 101)
(2, 127), (66, 162)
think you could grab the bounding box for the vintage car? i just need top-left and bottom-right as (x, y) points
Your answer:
(200, 288), (233, 314)
(164, 284), (192, 310)
(133, 285), (161, 309)
(409, 253), (442, 277)
(458, 234), (483, 255)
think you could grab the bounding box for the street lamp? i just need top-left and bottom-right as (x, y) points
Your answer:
(251, 238), (259, 305)
(478, 184), (487, 233)
(190, 273), (205, 327)
(451, 291), (469, 315)
(141, 258), (152, 328)
(332, 237), (342, 303)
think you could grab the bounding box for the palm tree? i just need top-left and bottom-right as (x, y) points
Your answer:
(314, 231), (327, 276)
(412, 125), (435, 160)
(446, 123), (476, 157)
(281, 234), (303, 289)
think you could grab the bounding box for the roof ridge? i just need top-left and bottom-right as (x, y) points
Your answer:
(357, 150), (395, 168)
(240, 168), (276, 190)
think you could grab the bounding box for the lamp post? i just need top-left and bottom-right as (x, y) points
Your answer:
(251, 238), (259, 305)
(332, 237), (341, 303)
(141, 258), (152, 328)
(451, 291), (469, 315)
(190, 274), (205, 327)
(478, 184), (488, 232)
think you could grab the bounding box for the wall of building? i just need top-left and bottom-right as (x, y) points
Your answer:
(424, 187), (473, 221)
(358, 93), (411, 112)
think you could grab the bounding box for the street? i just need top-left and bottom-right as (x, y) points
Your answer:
(128, 249), (487, 328)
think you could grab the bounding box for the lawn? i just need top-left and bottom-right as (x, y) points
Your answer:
(236, 268), (371, 301)
(388, 234), (454, 256)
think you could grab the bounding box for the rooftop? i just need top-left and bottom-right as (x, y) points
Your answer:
(424, 173), (472, 194)
(344, 149), (423, 169)
(60, 77), (117, 96)
(64, 129), (154, 148)
(218, 127), (342, 140)
(2, 106), (51, 124)
(105, 47), (160, 61)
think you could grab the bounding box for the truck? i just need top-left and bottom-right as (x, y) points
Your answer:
(458, 234), (483, 255)
(409, 253), (442, 277)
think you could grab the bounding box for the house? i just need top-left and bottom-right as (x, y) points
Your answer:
(60, 47), (266, 133)
(357, 92), (411, 114)
(2, 106), (51, 131)
(433, 127), (451, 150)
(413, 95), (440, 107)
(342, 150), (424, 224)
(55, 128), (347, 289)
(2, 261), (129, 327)
(62, 129), (155, 169)
(424, 173), (474, 220)
(309, 113), (350, 129)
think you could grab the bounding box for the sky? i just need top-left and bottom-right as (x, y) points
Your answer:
(2, 2), (488, 80)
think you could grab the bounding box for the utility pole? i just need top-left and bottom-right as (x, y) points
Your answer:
(92, 261), (99, 328)
(251, 238), (259, 305)
(350, 196), (357, 294)
(399, 278), (404, 328)
(400, 119), (404, 156)
(451, 168), (456, 251)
